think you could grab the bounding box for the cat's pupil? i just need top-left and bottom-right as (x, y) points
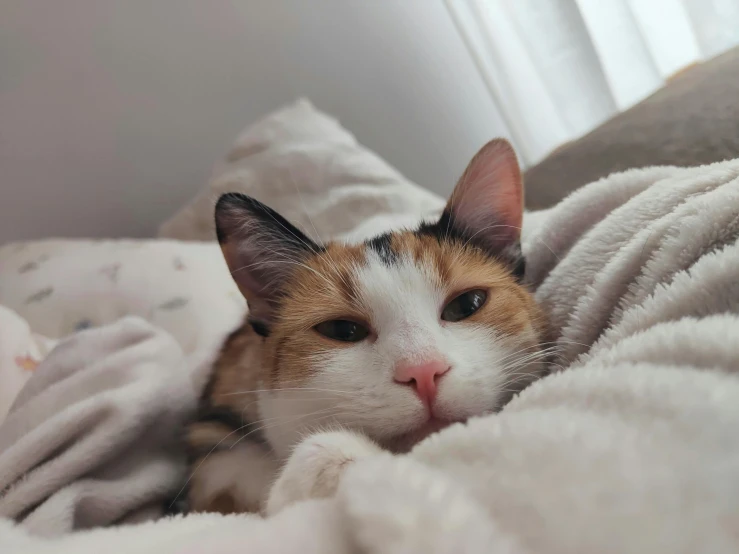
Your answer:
(314, 319), (369, 342)
(441, 290), (487, 322)
(334, 321), (358, 340)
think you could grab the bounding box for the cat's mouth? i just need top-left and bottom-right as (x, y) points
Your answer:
(382, 417), (460, 453)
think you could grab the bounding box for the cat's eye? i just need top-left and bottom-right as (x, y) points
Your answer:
(441, 289), (488, 322)
(314, 319), (370, 342)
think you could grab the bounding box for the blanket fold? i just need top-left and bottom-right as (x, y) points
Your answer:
(525, 160), (739, 365)
(0, 317), (196, 535)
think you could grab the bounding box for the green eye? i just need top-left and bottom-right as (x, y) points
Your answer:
(314, 320), (370, 342)
(441, 289), (488, 322)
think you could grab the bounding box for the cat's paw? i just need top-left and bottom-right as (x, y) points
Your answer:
(264, 430), (382, 516)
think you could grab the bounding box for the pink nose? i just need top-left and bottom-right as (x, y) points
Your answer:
(394, 359), (450, 407)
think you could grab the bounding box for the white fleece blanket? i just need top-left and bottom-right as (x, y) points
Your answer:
(3, 160), (739, 552)
(0, 318), (198, 534)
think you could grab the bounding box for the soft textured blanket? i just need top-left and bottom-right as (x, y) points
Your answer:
(2, 159), (739, 552)
(0, 318), (197, 535)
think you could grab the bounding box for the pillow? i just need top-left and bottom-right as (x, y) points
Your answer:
(0, 240), (244, 355)
(523, 47), (739, 209)
(158, 98), (445, 243)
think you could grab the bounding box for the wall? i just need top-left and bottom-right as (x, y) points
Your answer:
(0, 1), (507, 240)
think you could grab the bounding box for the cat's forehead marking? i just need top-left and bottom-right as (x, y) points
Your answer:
(361, 230), (453, 276)
(365, 233), (397, 266)
(352, 241), (445, 338)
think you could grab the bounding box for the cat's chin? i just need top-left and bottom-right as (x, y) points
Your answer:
(381, 417), (458, 454)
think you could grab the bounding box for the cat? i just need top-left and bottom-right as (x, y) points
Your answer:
(182, 138), (550, 515)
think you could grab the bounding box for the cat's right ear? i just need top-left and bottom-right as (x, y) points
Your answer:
(215, 193), (320, 330)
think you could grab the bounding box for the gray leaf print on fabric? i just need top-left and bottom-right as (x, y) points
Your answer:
(25, 287), (53, 304)
(18, 254), (50, 274)
(99, 263), (121, 283)
(75, 319), (94, 332)
(18, 261), (38, 274)
(158, 297), (189, 311)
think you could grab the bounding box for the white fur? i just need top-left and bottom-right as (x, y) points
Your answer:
(191, 443), (278, 513)
(260, 250), (537, 460)
(265, 430), (381, 516)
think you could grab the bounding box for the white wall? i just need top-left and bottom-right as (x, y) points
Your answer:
(0, 1), (507, 241)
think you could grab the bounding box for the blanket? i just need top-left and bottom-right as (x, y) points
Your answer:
(0, 318), (198, 535)
(2, 159), (739, 552)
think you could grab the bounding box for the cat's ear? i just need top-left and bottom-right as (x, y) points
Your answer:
(215, 193), (320, 328)
(443, 138), (523, 259)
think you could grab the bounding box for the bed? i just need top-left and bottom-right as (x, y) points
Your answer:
(1, 100), (739, 553)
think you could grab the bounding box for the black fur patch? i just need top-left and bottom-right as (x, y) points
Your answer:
(249, 318), (270, 337)
(162, 487), (190, 515)
(366, 232), (397, 265)
(415, 210), (467, 244)
(416, 210), (526, 281)
(192, 403), (267, 450)
(511, 255), (526, 280)
(196, 404), (248, 433)
(215, 192), (323, 255)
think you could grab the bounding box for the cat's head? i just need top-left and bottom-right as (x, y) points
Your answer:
(216, 139), (548, 456)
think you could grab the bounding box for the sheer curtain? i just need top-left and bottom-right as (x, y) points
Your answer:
(445, 0), (739, 166)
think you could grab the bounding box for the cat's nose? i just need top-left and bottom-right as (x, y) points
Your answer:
(394, 359), (450, 406)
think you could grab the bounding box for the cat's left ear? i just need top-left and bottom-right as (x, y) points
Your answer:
(443, 138), (524, 264)
(215, 193), (320, 329)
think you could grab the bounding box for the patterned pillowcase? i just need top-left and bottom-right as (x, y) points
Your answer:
(0, 239), (246, 355)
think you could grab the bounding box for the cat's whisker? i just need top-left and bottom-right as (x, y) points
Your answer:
(220, 386), (352, 396)
(230, 245), (304, 268)
(498, 349), (557, 372)
(258, 204), (323, 257)
(501, 355), (569, 380)
(500, 349), (555, 367)
(539, 338), (594, 350)
(234, 397), (352, 422)
(495, 353), (550, 371)
(232, 259), (337, 290)
(168, 418), (257, 508)
(228, 407), (346, 452)
(238, 411), (363, 454)
(499, 370), (548, 383)
(500, 370), (540, 382)
(500, 367), (543, 378)
(495, 344), (561, 366)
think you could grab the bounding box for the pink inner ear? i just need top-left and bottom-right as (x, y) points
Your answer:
(449, 139), (523, 244)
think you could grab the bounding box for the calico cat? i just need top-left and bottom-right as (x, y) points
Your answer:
(184, 138), (550, 515)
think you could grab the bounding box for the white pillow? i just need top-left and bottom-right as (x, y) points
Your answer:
(158, 98), (445, 243)
(0, 240), (244, 355)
